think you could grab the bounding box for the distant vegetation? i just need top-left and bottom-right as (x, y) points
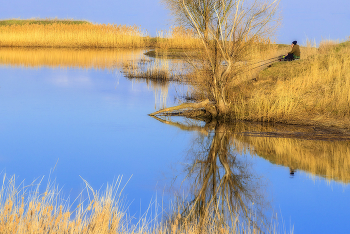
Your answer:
(0, 19), (201, 49)
(0, 20), (146, 48)
(0, 18), (91, 26)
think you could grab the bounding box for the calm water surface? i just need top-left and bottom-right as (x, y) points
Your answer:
(0, 48), (349, 233)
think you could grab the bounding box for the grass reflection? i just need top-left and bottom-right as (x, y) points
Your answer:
(237, 134), (350, 183)
(0, 47), (172, 109)
(152, 116), (350, 232)
(0, 47), (143, 69)
(227, 122), (350, 183)
(154, 117), (350, 204)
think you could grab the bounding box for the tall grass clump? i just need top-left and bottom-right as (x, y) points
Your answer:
(0, 22), (147, 48)
(0, 175), (129, 234)
(156, 26), (202, 49)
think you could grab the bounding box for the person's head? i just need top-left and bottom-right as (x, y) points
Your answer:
(292, 41), (297, 45)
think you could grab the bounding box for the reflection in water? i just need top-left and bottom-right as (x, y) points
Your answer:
(0, 47), (175, 110)
(0, 47), (143, 70)
(155, 117), (268, 232)
(130, 78), (169, 110)
(159, 118), (350, 185)
(226, 122), (350, 184)
(121, 55), (189, 109)
(155, 117), (350, 231)
(240, 135), (350, 183)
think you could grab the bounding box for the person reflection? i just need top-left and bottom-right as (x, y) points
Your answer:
(290, 167), (296, 177)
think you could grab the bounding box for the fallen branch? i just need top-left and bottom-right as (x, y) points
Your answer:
(149, 99), (213, 116)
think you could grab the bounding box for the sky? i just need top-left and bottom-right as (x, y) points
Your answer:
(0, 0), (349, 45)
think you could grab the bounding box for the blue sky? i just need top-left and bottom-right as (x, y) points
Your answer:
(0, 0), (349, 45)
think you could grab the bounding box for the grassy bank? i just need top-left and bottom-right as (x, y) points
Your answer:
(227, 39), (350, 129)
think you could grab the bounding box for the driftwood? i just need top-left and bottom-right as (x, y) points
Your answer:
(149, 99), (217, 119)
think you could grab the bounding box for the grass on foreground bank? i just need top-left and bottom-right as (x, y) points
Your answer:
(226, 39), (350, 129)
(0, 174), (292, 234)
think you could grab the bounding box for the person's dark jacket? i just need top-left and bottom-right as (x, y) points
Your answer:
(288, 44), (300, 58)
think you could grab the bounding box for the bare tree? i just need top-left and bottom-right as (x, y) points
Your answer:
(153, 0), (280, 119)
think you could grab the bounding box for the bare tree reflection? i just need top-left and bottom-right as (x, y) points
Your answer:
(155, 117), (267, 232)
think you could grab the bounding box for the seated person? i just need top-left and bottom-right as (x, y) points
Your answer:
(283, 41), (300, 61)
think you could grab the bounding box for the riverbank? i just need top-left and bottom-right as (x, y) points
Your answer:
(229, 40), (350, 130)
(155, 39), (349, 131)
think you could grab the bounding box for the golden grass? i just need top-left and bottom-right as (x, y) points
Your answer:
(0, 174), (291, 234)
(0, 47), (145, 69)
(156, 26), (202, 50)
(0, 20), (201, 49)
(0, 175), (128, 234)
(229, 39), (350, 129)
(0, 23), (146, 48)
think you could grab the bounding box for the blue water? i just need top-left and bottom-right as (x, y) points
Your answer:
(0, 63), (192, 214)
(1, 51), (349, 233)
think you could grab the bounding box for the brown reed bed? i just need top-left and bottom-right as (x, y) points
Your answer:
(0, 20), (204, 50)
(155, 26), (202, 50)
(0, 22), (147, 48)
(0, 174), (292, 234)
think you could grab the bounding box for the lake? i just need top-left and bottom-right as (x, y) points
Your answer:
(0, 48), (349, 233)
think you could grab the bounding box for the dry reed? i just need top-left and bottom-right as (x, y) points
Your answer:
(0, 23), (146, 48)
(0, 174), (291, 234)
(156, 26), (202, 49)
